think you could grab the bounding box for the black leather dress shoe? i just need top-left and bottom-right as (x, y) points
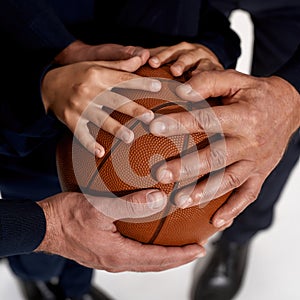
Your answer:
(192, 238), (250, 300)
(18, 279), (113, 300)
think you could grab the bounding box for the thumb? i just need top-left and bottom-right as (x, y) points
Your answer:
(86, 189), (167, 221)
(176, 69), (247, 101)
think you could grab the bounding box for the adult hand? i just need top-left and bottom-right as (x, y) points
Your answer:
(148, 42), (223, 77)
(41, 60), (161, 157)
(150, 69), (300, 227)
(55, 40), (150, 66)
(36, 191), (205, 272)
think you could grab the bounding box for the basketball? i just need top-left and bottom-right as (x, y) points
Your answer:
(56, 64), (231, 246)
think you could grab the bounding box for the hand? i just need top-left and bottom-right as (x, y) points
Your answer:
(149, 69), (300, 227)
(148, 41), (223, 77)
(36, 191), (205, 272)
(55, 40), (150, 66)
(41, 60), (162, 157)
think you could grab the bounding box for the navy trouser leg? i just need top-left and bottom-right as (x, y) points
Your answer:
(8, 254), (93, 297)
(0, 136), (93, 297)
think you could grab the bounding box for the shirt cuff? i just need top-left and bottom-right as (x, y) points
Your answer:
(0, 199), (46, 257)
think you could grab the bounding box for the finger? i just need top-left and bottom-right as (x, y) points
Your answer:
(149, 43), (194, 68)
(83, 104), (134, 143)
(218, 219), (233, 231)
(112, 238), (206, 272)
(93, 91), (154, 123)
(173, 161), (252, 209)
(86, 189), (168, 221)
(155, 137), (244, 184)
(128, 46), (151, 65)
(83, 64), (162, 92)
(94, 56), (144, 72)
(170, 49), (207, 77)
(148, 46), (167, 58)
(130, 244), (206, 272)
(211, 177), (262, 228)
(176, 69), (250, 101)
(74, 118), (105, 158)
(116, 77), (162, 92)
(149, 104), (240, 136)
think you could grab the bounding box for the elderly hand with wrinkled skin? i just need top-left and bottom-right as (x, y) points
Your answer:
(150, 69), (300, 228)
(36, 191), (205, 272)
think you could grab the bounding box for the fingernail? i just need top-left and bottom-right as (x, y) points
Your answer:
(150, 121), (166, 135)
(139, 111), (154, 123)
(172, 65), (182, 76)
(120, 130), (134, 143)
(147, 191), (166, 210)
(215, 219), (226, 228)
(150, 57), (160, 65)
(176, 194), (193, 209)
(150, 80), (161, 92)
(157, 168), (173, 184)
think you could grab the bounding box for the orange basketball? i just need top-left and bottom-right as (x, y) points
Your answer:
(56, 64), (230, 246)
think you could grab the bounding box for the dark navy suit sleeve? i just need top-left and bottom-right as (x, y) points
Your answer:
(0, 0), (75, 256)
(0, 199), (46, 257)
(0, 0), (76, 53)
(275, 44), (300, 92)
(196, 1), (241, 69)
(0, 0), (75, 155)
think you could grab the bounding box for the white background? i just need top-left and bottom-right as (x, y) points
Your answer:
(1, 10), (300, 300)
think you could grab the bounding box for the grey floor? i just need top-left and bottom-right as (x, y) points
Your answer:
(1, 10), (300, 300)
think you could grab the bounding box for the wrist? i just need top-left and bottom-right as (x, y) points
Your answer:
(35, 198), (63, 254)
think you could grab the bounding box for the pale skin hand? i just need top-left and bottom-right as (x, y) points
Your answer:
(55, 40), (150, 66)
(148, 41), (223, 76)
(150, 69), (300, 228)
(41, 60), (161, 158)
(35, 191), (205, 272)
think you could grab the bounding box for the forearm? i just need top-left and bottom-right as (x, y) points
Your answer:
(0, 199), (46, 257)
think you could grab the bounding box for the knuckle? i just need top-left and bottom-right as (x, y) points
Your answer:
(226, 172), (242, 189)
(210, 147), (227, 169)
(192, 109), (217, 132)
(73, 83), (90, 97)
(123, 45), (136, 55)
(244, 191), (258, 204)
(130, 103), (146, 116)
(179, 41), (193, 49)
(85, 65), (100, 80)
(180, 163), (194, 178)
